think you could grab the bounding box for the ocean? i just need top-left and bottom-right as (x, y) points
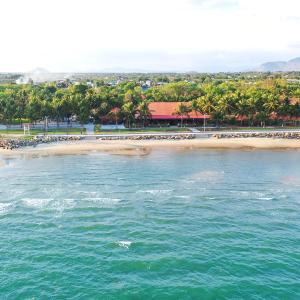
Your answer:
(0, 149), (300, 299)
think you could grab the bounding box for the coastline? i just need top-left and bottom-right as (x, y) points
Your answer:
(0, 138), (300, 157)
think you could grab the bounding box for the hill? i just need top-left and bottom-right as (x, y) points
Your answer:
(257, 57), (300, 72)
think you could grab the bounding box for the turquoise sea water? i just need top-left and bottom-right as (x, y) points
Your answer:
(0, 149), (300, 299)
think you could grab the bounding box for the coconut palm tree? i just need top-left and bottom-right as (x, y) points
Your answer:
(138, 100), (151, 128)
(236, 97), (249, 126)
(107, 107), (121, 127)
(196, 95), (215, 130)
(122, 102), (137, 128)
(174, 103), (191, 127)
(245, 96), (257, 126)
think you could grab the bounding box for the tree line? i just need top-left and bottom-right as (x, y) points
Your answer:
(0, 78), (299, 127)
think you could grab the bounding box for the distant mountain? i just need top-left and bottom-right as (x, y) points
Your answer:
(257, 57), (300, 72)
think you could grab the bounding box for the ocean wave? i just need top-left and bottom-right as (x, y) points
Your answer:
(174, 195), (191, 199)
(117, 241), (132, 249)
(137, 189), (172, 195)
(230, 190), (271, 198)
(22, 198), (52, 209)
(257, 197), (274, 200)
(0, 202), (13, 214)
(51, 199), (75, 213)
(83, 197), (121, 204)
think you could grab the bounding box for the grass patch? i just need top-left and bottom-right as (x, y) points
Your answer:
(0, 128), (86, 135)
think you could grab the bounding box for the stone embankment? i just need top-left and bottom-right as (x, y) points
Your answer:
(0, 136), (82, 150)
(1, 132), (300, 150)
(213, 132), (300, 139)
(97, 134), (196, 141)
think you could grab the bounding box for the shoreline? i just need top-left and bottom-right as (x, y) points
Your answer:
(0, 138), (300, 157)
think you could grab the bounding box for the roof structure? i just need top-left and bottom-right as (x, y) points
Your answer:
(148, 102), (209, 120)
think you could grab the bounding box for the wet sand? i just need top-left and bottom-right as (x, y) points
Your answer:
(0, 138), (300, 157)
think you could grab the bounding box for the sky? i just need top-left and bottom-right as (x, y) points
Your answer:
(1, 0), (300, 72)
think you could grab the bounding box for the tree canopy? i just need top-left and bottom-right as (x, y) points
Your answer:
(0, 76), (299, 127)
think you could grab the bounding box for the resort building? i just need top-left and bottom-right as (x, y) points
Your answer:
(102, 102), (209, 127)
(147, 102), (209, 126)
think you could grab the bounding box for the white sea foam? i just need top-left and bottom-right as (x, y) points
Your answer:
(84, 197), (121, 205)
(257, 197), (274, 200)
(137, 189), (172, 195)
(174, 195), (191, 199)
(51, 198), (75, 213)
(118, 241), (132, 249)
(0, 202), (13, 214)
(22, 198), (52, 209)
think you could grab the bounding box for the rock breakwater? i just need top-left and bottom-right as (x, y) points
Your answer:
(0, 136), (83, 150)
(213, 132), (300, 139)
(97, 134), (196, 141)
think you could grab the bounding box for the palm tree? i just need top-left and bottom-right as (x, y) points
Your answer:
(174, 103), (191, 127)
(122, 102), (137, 128)
(16, 89), (28, 125)
(236, 98), (248, 126)
(107, 107), (121, 127)
(196, 95), (215, 130)
(246, 96), (257, 126)
(138, 100), (151, 128)
(289, 102), (300, 126)
(264, 93), (280, 112)
(215, 95), (233, 126)
(191, 99), (201, 127)
(277, 97), (290, 126)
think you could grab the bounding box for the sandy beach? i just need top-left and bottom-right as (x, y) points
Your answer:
(0, 138), (300, 157)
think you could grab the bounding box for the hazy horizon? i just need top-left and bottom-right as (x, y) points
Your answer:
(1, 0), (300, 73)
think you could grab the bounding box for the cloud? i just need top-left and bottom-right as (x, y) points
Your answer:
(189, 0), (239, 9)
(0, 0), (300, 72)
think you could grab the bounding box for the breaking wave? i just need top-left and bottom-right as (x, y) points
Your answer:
(22, 198), (52, 209)
(117, 241), (132, 249)
(0, 202), (13, 215)
(137, 189), (172, 195)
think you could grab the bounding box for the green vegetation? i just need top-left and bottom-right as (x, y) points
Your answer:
(0, 128), (86, 135)
(0, 73), (299, 128)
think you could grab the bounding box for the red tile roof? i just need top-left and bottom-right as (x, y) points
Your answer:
(148, 102), (209, 120)
(110, 107), (121, 114)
